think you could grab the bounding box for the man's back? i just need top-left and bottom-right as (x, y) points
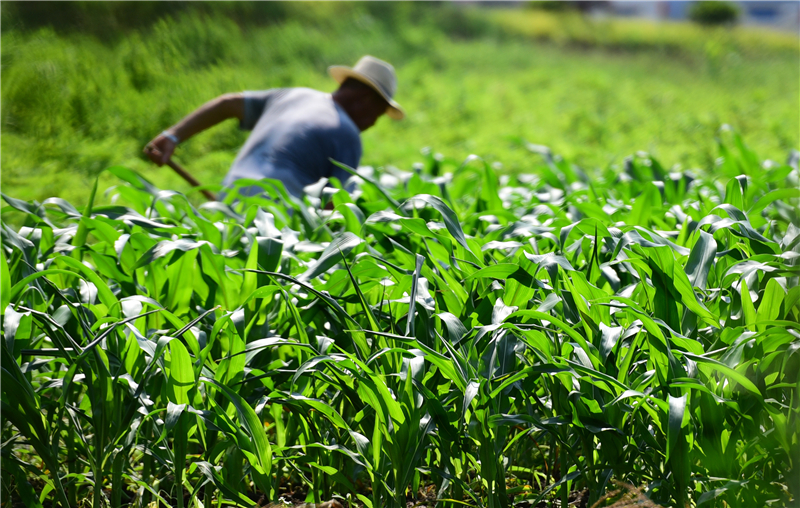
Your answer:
(223, 87), (362, 197)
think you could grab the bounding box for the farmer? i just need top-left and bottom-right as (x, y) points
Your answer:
(144, 55), (404, 198)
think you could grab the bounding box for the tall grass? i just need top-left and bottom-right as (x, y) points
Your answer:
(2, 128), (798, 507)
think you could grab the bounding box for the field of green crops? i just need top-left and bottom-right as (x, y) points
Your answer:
(3, 125), (800, 507)
(3, 2), (800, 507)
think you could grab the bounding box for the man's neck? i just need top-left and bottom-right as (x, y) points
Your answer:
(331, 92), (363, 131)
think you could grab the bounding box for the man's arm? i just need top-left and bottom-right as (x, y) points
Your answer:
(144, 93), (245, 166)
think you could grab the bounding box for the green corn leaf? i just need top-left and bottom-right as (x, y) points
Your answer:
(298, 232), (362, 282)
(524, 252), (575, 283)
(52, 256), (119, 314)
(134, 238), (209, 269)
(697, 481), (747, 506)
(241, 236), (260, 304)
(190, 461), (256, 507)
(685, 230), (717, 291)
(463, 263), (519, 282)
(1, 246), (11, 314)
(166, 248), (198, 314)
(724, 175), (747, 210)
(8, 269), (89, 306)
(76, 308), (161, 361)
(107, 165), (161, 194)
(167, 339), (195, 405)
(1, 193), (48, 224)
(406, 254), (424, 337)
(764, 404), (791, 455)
(358, 373), (406, 426)
(741, 279), (757, 331)
(666, 394), (687, 462)
(282, 394), (350, 429)
(755, 278), (785, 331)
(629, 182), (660, 226)
(201, 377), (273, 493)
(341, 249), (381, 332)
(398, 217), (439, 239)
(256, 236), (283, 272)
(331, 158), (403, 213)
(652, 246), (719, 327)
(71, 176), (99, 253)
(371, 402), (384, 472)
(245, 269), (361, 328)
(462, 380), (479, 421)
(489, 364), (573, 398)
(683, 353), (761, 395)
(357, 494), (374, 508)
(437, 312), (468, 343)
(748, 187), (800, 220)
(509, 309), (598, 368)
(335, 201), (367, 234)
(5, 457), (45, 508)
(403, 194), (481, 264)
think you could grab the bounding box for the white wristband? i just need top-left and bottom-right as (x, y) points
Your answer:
(161, 131), (180, 144)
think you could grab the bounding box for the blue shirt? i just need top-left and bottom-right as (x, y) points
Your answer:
(222, 88), (361, 197)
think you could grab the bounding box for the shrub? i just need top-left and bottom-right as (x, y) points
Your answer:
(689, 1), (740, 26)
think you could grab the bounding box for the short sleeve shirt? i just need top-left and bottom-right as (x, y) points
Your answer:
(221, 88), (362, 197)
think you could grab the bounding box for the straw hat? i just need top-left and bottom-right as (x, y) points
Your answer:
(328, 55), (405, 120)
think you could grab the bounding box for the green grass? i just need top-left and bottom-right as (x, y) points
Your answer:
(2, 128), (799, 508)
(2, 6), (799, 506)
(1, 3), (797, 208)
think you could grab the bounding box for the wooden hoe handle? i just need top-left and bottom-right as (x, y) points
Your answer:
(165, 159), (217, 202)
(144, 144), (217, 201)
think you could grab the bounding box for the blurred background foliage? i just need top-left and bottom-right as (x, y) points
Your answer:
(1, 1), (797, 207)
(689, 1), (741, 26)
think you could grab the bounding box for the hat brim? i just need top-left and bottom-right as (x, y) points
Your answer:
(329, 66), (405, 120)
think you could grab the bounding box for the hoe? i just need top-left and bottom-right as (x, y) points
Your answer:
(145, 146), (217, 201)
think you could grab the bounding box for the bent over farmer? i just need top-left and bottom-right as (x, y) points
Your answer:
(144, 55), (404, 198)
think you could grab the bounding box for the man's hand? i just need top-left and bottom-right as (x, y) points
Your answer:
(144, 133), (177, 166)
(143, 94), (244, 167)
